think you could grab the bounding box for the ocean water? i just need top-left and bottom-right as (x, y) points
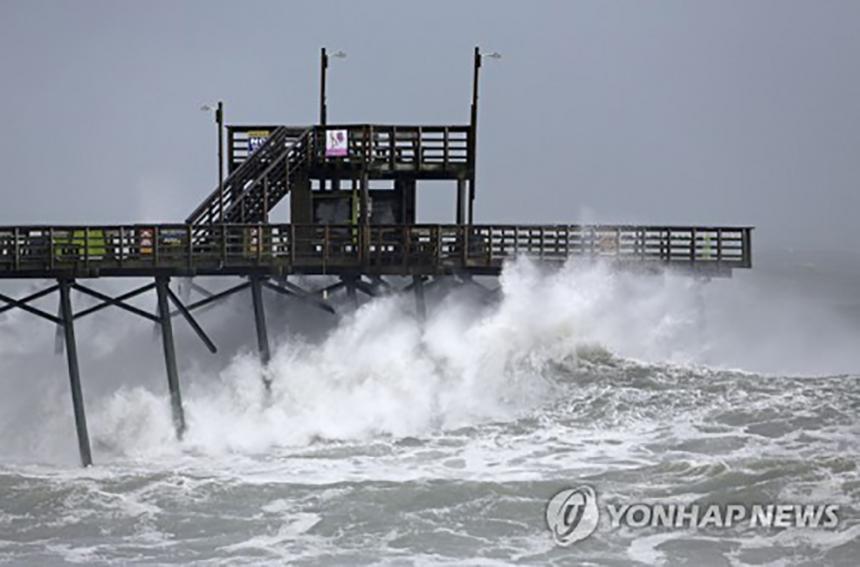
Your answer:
(0, 257), (858, 565)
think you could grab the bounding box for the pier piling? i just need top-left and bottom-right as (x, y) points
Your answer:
(58, 279), (92, 467)
(155, 277), (186, 439)
(413, 275), (427, 323)
(250, 275), (272, 388)
(345, 275), (358, 309)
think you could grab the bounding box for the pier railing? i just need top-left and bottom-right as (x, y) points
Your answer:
(0, 224), (752, 278)
(227, 124), (472, 172)
(311, 125), (472, 170)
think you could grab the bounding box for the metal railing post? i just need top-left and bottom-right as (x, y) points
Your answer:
(717, 228), (723, 264)
(49, 228), (55, 271)
(84, 227), (90, 270)
(417, 127), (423, 170)
(119, 227), (125, 266)
(690, 228), (697, 263)
(153, 226), (160, 268)
(390, 126), (396, 169)
(443, 126), (449, 169)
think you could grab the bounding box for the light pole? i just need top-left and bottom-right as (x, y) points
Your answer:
(320, 48), (347, 126)
(201, 101), (224, 222)
(469, 47), (500, 224)
(320, 48), (346, 193)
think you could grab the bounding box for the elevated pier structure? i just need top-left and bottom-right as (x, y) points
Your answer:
(0, 222), (751, 467)
(0, 47), (753, 467)
(186, 124), (475, 228)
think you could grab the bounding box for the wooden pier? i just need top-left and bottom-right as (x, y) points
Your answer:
(0, 47), (753, 466)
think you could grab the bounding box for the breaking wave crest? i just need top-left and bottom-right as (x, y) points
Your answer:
(85, 260), (702, 458)
(1, 257), (858, 464)
(1, 258), (859, 565)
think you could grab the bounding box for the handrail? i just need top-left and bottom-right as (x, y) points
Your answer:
(187, 126), (308, 225)
(310, 124), (471, 169)
(186, 127), (288, 224)
(225, 127), (314, 223)
(226, 125), (309, 172)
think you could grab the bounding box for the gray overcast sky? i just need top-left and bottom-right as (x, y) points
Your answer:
(0, 0), (858, 254)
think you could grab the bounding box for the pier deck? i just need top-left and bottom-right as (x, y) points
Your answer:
(0, 223), (751, 280)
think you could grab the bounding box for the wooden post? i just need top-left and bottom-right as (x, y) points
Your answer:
(456, 177), (467, 225)
(217, 101), (224, 219)
(345, 275), (358, 309)
(469, 47), (481, 225)
(155, 277), (186, 439)
(744, 228), (753, 268)
(413, 275), (426, 322)
(250, 275), (272, 390)
(320, 48), (328, 126)
(360, 172), (369, 226)
(58, 280), (93, 467)
(12, 227), (19, 271)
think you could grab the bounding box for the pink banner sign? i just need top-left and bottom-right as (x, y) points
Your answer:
(325, 129), (348, 157)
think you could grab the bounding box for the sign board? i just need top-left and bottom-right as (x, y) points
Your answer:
(247, 130), (271, 154)
(325, 129), (348, 157)
(139, 228), (153, 255)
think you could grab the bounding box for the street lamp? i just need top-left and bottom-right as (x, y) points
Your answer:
(201, 101), (224, 222)
(469, 47), (500, 224)
(471, 48), (501, 129)
(320, 48), (347, 126)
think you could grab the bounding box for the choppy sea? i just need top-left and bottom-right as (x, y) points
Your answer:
(0, 256), (858, 565)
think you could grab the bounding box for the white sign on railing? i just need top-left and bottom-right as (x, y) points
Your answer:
(325, 129), (348, 157)
(247, 130), (271, 153)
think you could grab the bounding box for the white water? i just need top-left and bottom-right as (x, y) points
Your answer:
(1, 257), (858, 463)
(0, 257), (858, 565)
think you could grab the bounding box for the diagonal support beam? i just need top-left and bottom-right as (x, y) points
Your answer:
(190, 282), (215, 298)
(402, 276), (427, 293)
(423, 276), (453, 295)
(263, 280), (336, 315)
(180, 281), (251, 314)
(0, 284), (60, 316)
(166, 287), (217, 354)
(0, 288), (63, 325)
(72, 283), (159, 322)
(457, 275), (499, 305)
(313, 280), (346, 298)
(369, 276), (391, 294)
(458, 274), (492, 292)
(353, 278), (378, 298)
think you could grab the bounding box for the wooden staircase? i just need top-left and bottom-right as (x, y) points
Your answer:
(186, 126), (312, 225)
